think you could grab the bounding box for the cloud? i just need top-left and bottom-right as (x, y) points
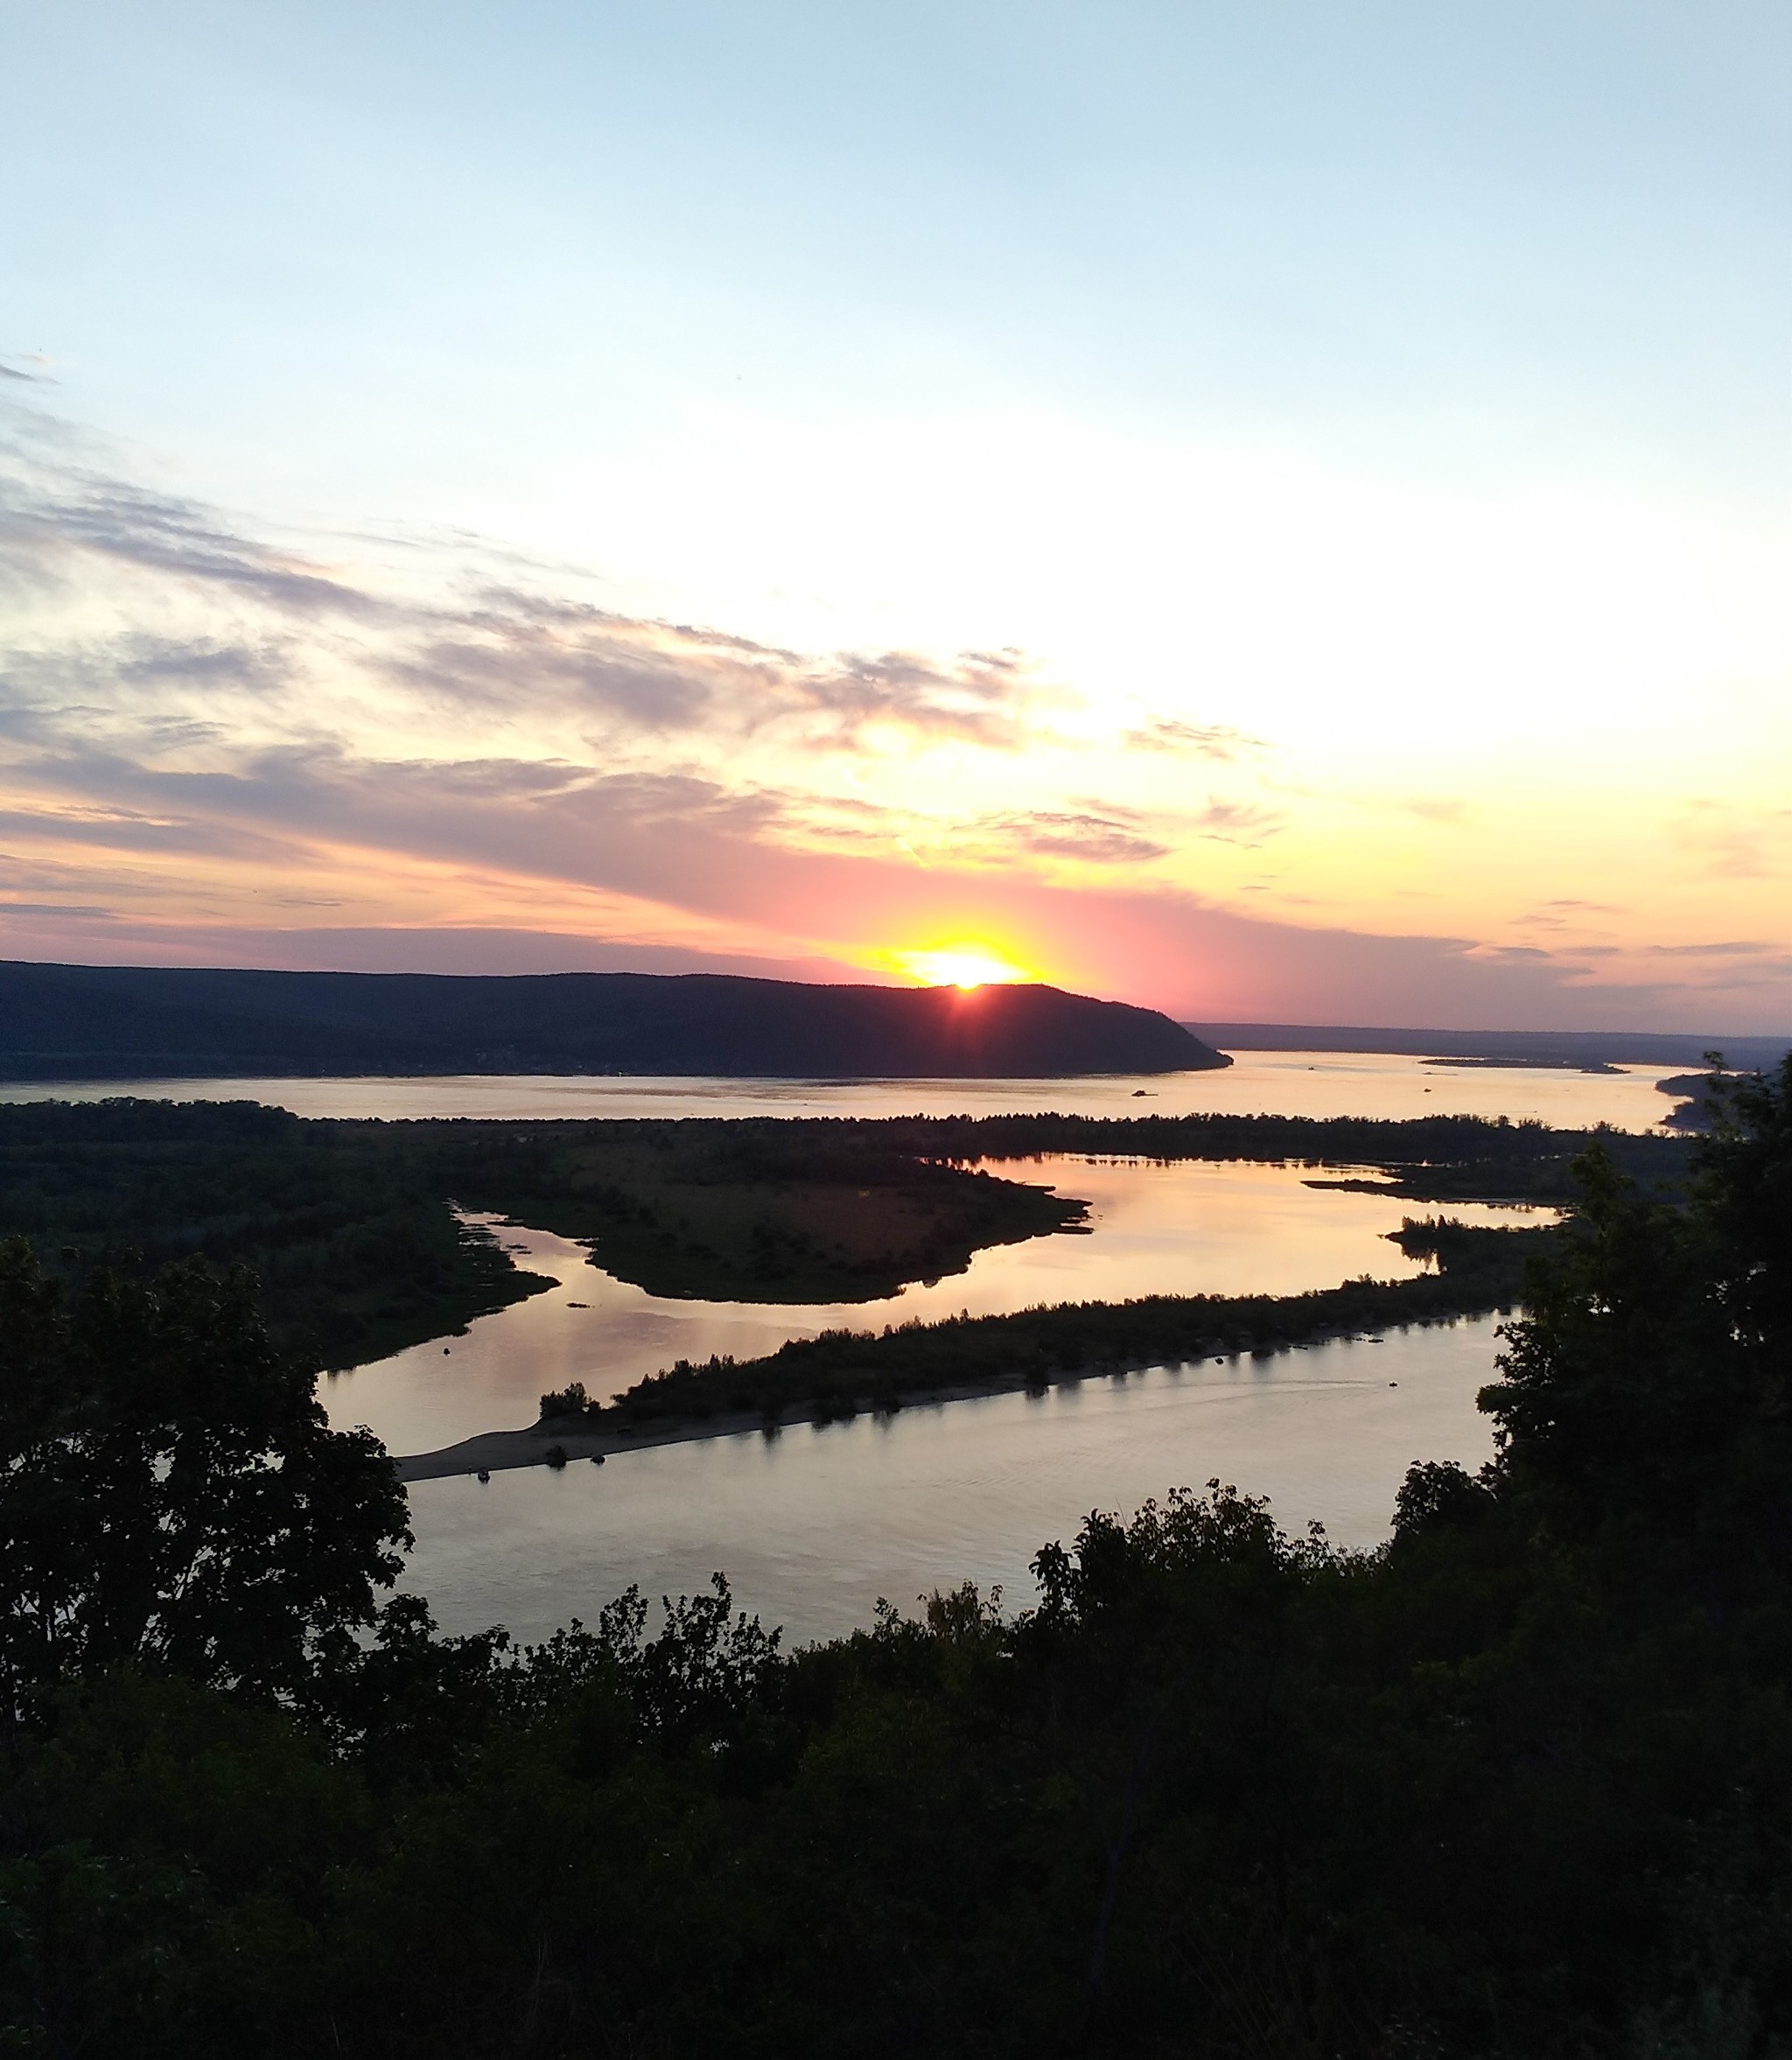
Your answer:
(1188, 799), (1282, 845)
(951, 808), (1170, 866)
(1124, 718), (1265, 760)
(0, 900), (113, 918)
(2, 405), (1054, 759)
(2, 397), (1048, 748)
(2, 476), (376, 619)
(384, 606), (1045, 748)
(1670, 800), (1791, 881)
(4, 713), (1789, 1030)
(1523, 898), (1626, 919)
(0, 909), (862, 984)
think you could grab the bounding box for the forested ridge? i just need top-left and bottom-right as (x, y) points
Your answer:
(0, 1063), (1788, 2053)
(0, 962), (1223, 1078)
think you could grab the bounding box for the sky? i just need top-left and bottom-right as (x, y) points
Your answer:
(2, 0), (1789, 1029)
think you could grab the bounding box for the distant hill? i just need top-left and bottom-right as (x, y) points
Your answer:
(0, 962), (1227, 1080)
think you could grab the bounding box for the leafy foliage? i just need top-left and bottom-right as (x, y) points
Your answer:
(0, 1242), (410, 1714)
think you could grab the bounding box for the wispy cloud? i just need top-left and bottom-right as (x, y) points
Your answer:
(2, 473), (375, 618)
(1123, 718), (1265, 760)
(2, 407), (1055, 759)
(1186, 799), (1282, 845)
(1670, 799), (1791, 880)
(1648, 938), (1777, 959)
(955, 809), (1171, 866)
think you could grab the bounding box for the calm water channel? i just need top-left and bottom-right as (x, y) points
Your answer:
(404, 1316), (1503, 1646)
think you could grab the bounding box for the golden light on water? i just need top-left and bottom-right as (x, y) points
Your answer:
(892, 944), (1037, 991)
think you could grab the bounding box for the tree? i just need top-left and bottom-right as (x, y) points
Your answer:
(0, 1241), (409, 1714)
(1481, 1055), (1792, 1560)
(1697, 1051), (1792, 1376)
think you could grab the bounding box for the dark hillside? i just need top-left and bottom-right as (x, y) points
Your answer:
(0, 961), (1226, 1079)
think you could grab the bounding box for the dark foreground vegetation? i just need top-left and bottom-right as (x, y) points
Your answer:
(545, 1218), (1552, 1433)
(2, 1064), (1789, 2055)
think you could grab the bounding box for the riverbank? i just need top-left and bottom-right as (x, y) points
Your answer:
(396, 1373), (1096, 1482)
(396, 1229), (1546, 1481)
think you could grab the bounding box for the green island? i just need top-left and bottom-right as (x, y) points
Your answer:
(419, 1218), (1552, 1483)
(0, 1061), (1788, 2055)
(598, 1216), (1547, 1425)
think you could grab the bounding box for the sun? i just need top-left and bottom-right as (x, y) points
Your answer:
(894, 944), (1036, 991)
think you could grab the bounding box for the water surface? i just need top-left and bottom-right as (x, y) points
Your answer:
(325, 1156), (1542, 1454)
(402, 1314), (1503, 1647)
(1, 1049), (1676, 1129)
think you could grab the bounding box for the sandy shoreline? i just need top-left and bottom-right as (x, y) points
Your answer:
(394, 1374), (1057, 1482)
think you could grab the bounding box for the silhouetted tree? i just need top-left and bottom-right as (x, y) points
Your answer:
(0, 1240), (409, 1715)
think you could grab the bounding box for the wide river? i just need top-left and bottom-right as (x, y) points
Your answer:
(8, 1053), (1650, 1642)
(4, 1047), (1679, 1129)
(405, 1314), (1504, 1647)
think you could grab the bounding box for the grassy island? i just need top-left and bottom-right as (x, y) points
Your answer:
(535, 1218), (1546, 1434)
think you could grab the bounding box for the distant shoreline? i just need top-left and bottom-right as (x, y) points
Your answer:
(1185, 1022), (1790, 1069)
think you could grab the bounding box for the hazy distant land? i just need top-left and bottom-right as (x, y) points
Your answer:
(1186, 1020), (1791, 1069)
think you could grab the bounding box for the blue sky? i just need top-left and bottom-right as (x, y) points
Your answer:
(3, 2), (1789, 1026)
(11, 2), (1789, 505)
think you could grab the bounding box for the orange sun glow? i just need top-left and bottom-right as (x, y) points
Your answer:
(892, 944), (1036, 991)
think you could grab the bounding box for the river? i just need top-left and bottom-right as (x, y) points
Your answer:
(4, 1052), (1597, 1642)
(402, 1314), (1503, 1646)
(0, 1047), (1679, 1129)
(324, 1157), (1544, 1455)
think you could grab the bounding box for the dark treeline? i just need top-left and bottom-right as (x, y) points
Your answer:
(1, 1064), (1789, 2054)
(0, 1097), (543, 1366)
(522, 1106), (1684, 1198)
(549, 1219), (1552, 1431)
(0, 1102), (1087, 1359)
(859, 1107), (1690, 1201)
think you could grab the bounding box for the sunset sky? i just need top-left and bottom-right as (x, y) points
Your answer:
(3, 2), (1789, 1029)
